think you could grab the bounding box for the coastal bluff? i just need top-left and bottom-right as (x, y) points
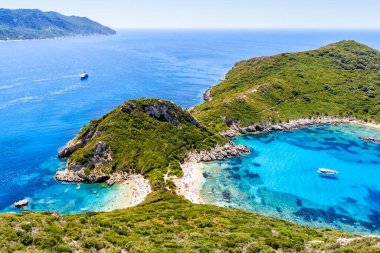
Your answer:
(55, 98), (247, 191)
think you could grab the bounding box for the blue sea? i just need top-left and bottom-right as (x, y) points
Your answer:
(200, 125), (380, 234)
(0, 30), (379, 232)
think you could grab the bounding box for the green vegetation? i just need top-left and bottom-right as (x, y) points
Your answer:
(2, 192), (380, 252)
(192, 40), (380, 131)
(65, 99), (225, 190)
(0, 9), (115, 40)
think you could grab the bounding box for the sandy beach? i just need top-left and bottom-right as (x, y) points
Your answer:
(104, 174), (151, 210)
(124, 174), (151, 207)
(175, 162), (206, 204)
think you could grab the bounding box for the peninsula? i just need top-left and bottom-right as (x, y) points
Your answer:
(0, 9), (115, 40)
(1, 41), (380, 252)
(192, 40), (380, 134)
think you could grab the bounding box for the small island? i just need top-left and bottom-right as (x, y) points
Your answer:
(0, 8), (115, 40)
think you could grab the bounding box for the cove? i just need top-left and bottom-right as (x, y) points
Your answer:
(199, 124), (380, 234)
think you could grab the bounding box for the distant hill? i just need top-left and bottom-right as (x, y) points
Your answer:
(0, 9), (116, 40)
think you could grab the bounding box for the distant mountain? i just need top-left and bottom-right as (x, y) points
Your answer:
(0, 9), (116, 40)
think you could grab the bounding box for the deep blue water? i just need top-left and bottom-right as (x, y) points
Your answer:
(200, 125), (380, 234)
(1, 30), (380, 217)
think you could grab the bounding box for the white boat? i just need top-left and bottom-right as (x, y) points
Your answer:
(318, 168), (338, 175)
(14, 198), (29, 208)
(80, 72), (88, 80)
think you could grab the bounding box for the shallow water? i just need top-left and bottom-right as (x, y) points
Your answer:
(200, 125), (380, 234)
(1, 30), (380, 214)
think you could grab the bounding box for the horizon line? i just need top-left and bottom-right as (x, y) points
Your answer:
(111, 27), (380, 31)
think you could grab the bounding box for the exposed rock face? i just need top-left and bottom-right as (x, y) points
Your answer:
(56, 141), (113, 183)
(58, 124), (102, 158)
(55, 170), (83, 182)
(77, 173), (110, 183)
(220, 117), (357, 138)
(55, 169), (138, 187)
(89, 142), (112, 164)
(58, 140), (86, 158)
(203, 88), (212, 102)
(95, 141), (107, 155)
(142, 102), (200, 127)
(184, 141), (250, 163)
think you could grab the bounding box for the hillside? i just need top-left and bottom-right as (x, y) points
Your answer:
(2, 192), (380, 252)
(0, 9), (115, 40)
(56, 99), (226, 191)
(192, 40), (380, 131)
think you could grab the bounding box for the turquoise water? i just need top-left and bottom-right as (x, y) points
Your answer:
(200, 125), (380, 234)
(1, 30), (380, 216)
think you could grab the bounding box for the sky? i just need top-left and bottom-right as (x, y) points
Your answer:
(2, 0), (380, 29)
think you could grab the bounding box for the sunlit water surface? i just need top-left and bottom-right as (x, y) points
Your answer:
(200, 125), (380, 234)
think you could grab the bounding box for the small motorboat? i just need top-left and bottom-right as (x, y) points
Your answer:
(80, 72), (89, 80)
(318, 168), (338, 177)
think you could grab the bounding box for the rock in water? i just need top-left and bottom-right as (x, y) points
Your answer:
(362, 137), (380, 144)
(14, 199), (29, 208)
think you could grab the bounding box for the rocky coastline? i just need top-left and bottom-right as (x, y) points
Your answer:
(219, 117), (379, 138)
(183, 141), (250, 163)
(56, 168), (130, 186)
(55, 170), (151, 208)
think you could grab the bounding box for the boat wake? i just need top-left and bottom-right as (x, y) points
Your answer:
(0, 96), (43, 109)
(0, 83), (25, 90)
(50, 84), (82, 95)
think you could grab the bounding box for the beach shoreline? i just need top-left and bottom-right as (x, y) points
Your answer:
(175, 141), (250, 203)
(220, 117), (380, 138)
(102, 174), (151, 211)
(124, 174), (151, 208)
(352, 121), (380, 131)
(175, 162), (206, 204)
